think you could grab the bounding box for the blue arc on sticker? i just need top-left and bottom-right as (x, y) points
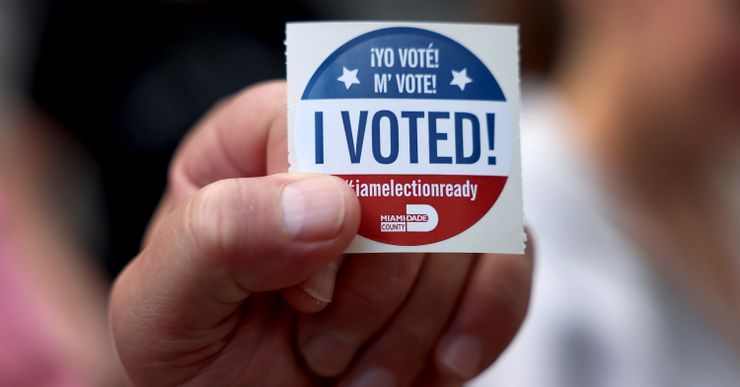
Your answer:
(301, 27), (507, 101)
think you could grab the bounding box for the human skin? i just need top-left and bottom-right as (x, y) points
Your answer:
(109, 81), (533, 387)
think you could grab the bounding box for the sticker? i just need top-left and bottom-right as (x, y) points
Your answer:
(287, 22), (524, 253)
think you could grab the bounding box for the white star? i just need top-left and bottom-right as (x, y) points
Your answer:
(337, 67), (360, 90)
(450, 68), (473, 91)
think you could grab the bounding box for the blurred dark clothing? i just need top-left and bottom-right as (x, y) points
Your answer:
(31, 0), (318, 277)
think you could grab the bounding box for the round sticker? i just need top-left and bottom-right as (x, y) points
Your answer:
(294, 27), (513, 246)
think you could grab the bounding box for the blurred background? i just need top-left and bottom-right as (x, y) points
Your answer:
(1, 0), (738, 386)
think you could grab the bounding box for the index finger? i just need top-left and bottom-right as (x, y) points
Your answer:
(170, 80), (289, 201)
(146, 80), (288, 241)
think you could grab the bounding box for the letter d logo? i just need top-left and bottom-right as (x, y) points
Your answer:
(406, 204), (438, 232)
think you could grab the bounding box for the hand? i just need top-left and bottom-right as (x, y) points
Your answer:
(109, 81), (534, 387)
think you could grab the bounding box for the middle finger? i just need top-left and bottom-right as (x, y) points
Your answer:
(297, 253), (425, 377)
(338, 253), (475, 387)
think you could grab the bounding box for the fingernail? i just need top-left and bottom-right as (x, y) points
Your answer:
(347, 368), (396, 387)
(300, 260), (339, 303)
(302, 332), (356, 376)
(282, 176), (345, 241)
(438, 335), (483, 379)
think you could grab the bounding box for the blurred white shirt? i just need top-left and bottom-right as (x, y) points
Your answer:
(470, 87), (740, 387)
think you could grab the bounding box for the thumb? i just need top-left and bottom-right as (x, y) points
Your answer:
(110, 174), (359, 374)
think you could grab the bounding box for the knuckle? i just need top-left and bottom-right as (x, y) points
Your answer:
(343, 275), (392, 308)
(481, 281), (529, 335)
(397, 315), (439, 347)
(481, 257), (533, 328)
(343, 260), (418, 310)
(185, 180), (239, 261)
